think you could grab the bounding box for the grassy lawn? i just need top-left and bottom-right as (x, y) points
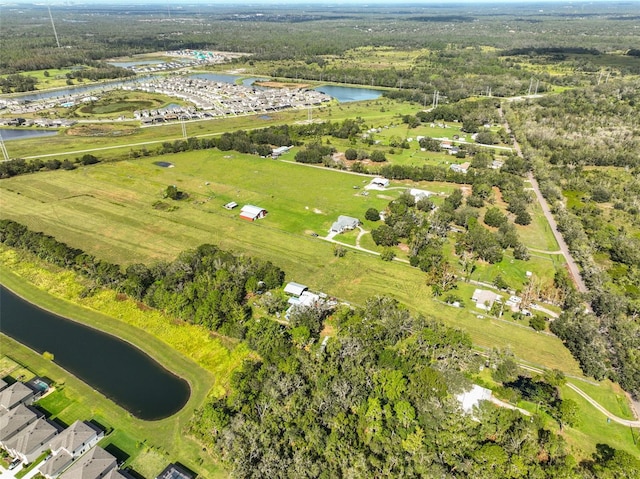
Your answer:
(559, 385), (640, 460)
(0, 150), (587, 375)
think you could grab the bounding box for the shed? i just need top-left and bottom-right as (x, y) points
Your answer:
(284, 282), (308, 297)
(330, 215), (360, 234)
(370, 177), (390, 188)
(223, 201), (238, 210)
(240, 205), (267, 221)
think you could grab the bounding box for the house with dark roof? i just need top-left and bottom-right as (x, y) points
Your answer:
(0, 403), (42, 445)
(59, 446), (117, 479)
(0, 382), (36, 411)
(4, 417), (59, 463)
(156, 463), (194, 479)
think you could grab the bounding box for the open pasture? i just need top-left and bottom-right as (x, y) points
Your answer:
(0, 150), (584, 374)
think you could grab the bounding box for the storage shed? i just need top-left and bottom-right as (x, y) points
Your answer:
(240, 205), (267, 221)
(284, 282), (308, 297)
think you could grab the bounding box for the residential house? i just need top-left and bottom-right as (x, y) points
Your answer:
(409, 188), (434, 202)
(4, 417), (59, 463)
(0, 404), (42, 445)
(0, 382), (36, 411)
(330, 215), (359, 234)
(471, 289), (502, 311)
(450, 162), (471, 174)
(456, 385), (493, 414)
(0, 378), (7, 392)
(49, 420), (104, 458)
(59, 446), (117, 479)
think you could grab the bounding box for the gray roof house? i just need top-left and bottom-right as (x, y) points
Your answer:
(0, 403), (42, 444)
(0, 382), (36, 411)
(49, 420), (104, 458)
(102, 469), (129, 479)
(4, 417), (59, 463)
(59, 446), (117, 479)
(40, 451), (75, 479)
(330, 215), (360, 234)
(0, 378), (7, 392)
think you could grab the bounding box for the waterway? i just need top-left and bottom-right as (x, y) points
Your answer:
(314, 85), (383, 103)
(0, 129), (59, 141)
(0, 286), (190, 421)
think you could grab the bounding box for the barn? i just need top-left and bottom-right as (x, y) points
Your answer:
(239, 205), (267, 221)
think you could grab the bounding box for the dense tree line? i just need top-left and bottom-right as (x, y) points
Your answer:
(190, 296), (639, 478)
(506, 79), (640, 397)
(0, 220), (284, 338)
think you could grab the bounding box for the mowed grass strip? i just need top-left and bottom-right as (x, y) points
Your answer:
(0, 152), (584, 375)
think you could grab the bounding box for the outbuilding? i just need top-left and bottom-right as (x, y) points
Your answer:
(370, 177), (390, 188)
(284, 282), (308, 297)
(239, 205), (267, 221)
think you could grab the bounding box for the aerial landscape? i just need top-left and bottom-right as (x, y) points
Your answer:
(0, 0), (639, 477)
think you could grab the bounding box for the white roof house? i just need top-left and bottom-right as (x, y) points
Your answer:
(450, 162), (471, 174)
(370, 177), (390, 188)
(471, 289), (502, 310)
(284, 282), (308, 297)
(456, 385), (493, 414)
(239, 205), (267, 221)
(409, 188), (434, 201)
(330, 215), (360, 234)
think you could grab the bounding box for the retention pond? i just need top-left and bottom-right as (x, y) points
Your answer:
(0, 286), (190, 421)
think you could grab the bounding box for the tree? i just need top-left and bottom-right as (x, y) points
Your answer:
(345, 148), (358, 161)
(370, 150), (387, 162)
(381, 248), (395, 261)
(484, 207), (508, 228)
(515, 210), (532, 226)
(529, 315), (546, 331)
(371, 224), (398, 246)
(364, 208), (380, 222)
(552, 399), (578, 430)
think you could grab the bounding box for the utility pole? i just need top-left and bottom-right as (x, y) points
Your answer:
(0, 131), (10, 162)
(48, 6), (61, 48)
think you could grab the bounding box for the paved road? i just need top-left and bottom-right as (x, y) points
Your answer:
(499, 106), (588, 294)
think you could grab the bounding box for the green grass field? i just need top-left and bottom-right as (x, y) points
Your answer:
(0, 150), (585, 375)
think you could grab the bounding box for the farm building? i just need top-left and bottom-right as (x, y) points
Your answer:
(471, 289), (502, 311)
(370, 177), (390, 188)
(284, 282), (308, 297)
(223, 201), (238, 210)
(271, 145), (292, 158)
(330, 216), (360, 234)
(239, 205), (267, 221)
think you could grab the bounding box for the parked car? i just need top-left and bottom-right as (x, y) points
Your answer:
(9, 458), (22, 470)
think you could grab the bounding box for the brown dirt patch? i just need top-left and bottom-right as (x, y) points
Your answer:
(398, 243), (410, 253)
(66, 124), (138, 137)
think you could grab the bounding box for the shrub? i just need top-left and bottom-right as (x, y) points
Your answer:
(365, 208), (381, 222)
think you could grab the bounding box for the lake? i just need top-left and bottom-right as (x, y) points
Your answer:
(0, 129), (59, 141)
(314, 85), (383, 103)
(0, 286), (190, 421)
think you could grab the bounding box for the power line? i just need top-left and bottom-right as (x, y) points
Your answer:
(48, 6), (61, 48)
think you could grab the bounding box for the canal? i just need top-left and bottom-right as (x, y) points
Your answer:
(0, 286), (190, 421)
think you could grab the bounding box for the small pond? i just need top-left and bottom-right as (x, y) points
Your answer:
(314, 85), (383, 103)
(0, 129), (59, 141)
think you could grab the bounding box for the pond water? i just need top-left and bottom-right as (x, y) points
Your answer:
(0, 129), (59, 141)
(189, 73), (242, 84)
(314, 85), (383, 103)
(0, 286), (190, 421)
